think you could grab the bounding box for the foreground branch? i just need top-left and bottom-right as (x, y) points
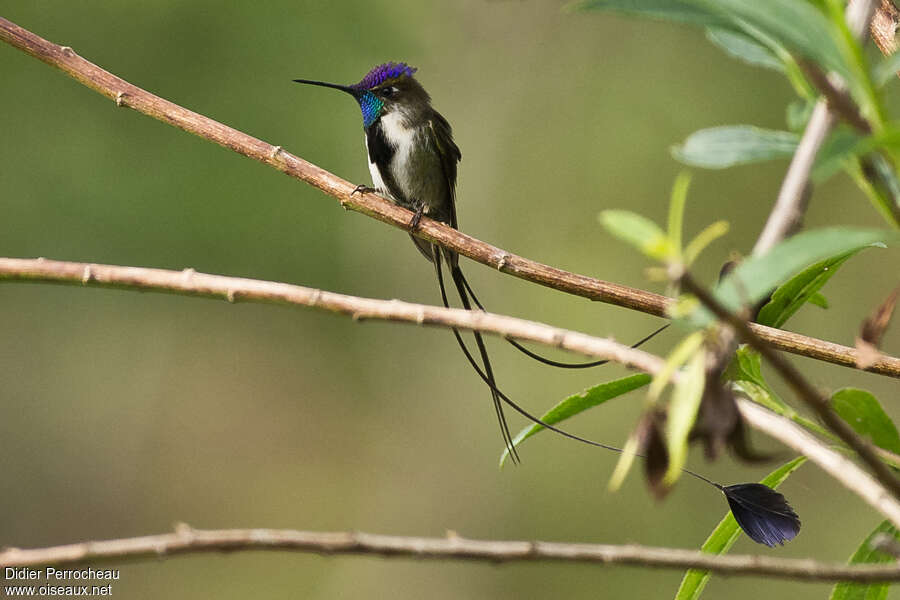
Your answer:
(0, 258), (665, 374)
(3, 525), (900, 582)
(753, 0), (877, 255)
(738, 398), (900, 529)
(682, 272), (900, 504)
(1, 18), (898, 379)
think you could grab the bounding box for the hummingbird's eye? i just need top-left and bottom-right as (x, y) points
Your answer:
(381, 86), (398, 98)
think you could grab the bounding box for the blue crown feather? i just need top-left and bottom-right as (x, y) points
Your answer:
(353, 61), (417, 90)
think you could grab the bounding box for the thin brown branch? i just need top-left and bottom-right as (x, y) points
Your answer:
(2, 256), (897, 377)
(797, 60), (872, 134)
(870, 0), (900, 59)
(0, 258), (666, 374)
(753, 0), (878, 256)
(681, 272), (900, 502)
(3, 525), (900, 582)
(1, 19), (897, 379)
(738, 399), (900, 529)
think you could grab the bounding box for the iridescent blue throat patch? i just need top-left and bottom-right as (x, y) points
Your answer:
(359, 91), (384, 128)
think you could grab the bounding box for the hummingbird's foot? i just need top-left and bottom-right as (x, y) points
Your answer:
(351, 184), (376, 196)
(409, 204), (426, 231)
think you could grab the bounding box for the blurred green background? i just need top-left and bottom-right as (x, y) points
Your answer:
(2, 2), (899, 598)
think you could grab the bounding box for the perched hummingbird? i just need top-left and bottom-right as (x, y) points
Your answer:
(290, 64), (801, 546)
(292, 62), (661, 461)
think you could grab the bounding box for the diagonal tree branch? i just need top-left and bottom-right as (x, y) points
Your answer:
(738, 398), (900, 529)
(753, 0), (878, 256)
(3, 524), (900, 582)
(1, 17), (898, 379)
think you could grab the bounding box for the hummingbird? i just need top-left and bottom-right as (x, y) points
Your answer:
(293, 62), (664, 462)
(290, 63), (800, 546)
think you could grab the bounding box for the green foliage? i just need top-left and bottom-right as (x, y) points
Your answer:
(664, 348), (706, 483)
(599, 210), (676, 261)
(705, 28), (783, 71)
(498, 374), (651, 467)
(691, 228), (898, 327)
(831, 388), (900, 455)
(672, 126), (799, 169)
(580, 0), (900, 229)
(572, 0), (732, 27)
(755, 246), (876, 328)
(830, 520), (899, 600)
(674, 457), (807, 600)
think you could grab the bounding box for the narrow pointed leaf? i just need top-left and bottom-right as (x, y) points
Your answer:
(665, 349), (706, 484)
(672, 126), (798, 169)
(688, 228), (899, 327)
(830, 520), (899, 600)
(600, 210), (675, 260)
(683, 221), (729, 266)
(694, 0), (850, 81)
(674, 457), (806, 600)
(705, 28), (783, 71)
(756, 246), (875, 328)
(499, 374), (651, 467)
(807, 292), (829, 308)
(571, 0), (730, 27)
(831, 388), (900, 455)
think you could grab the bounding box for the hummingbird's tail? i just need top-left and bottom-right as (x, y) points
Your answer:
(432, 251), (519, 463)
(453, 268), (670, 368)
(431, 245), (665, 460)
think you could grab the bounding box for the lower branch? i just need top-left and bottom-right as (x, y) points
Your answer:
(2, 525), (900, 582)
(2, 257), (898, 378)
(0, 258), (665, 374)
(681, 272), (900, 504)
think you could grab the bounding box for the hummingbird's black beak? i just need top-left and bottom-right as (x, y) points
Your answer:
(293, 79), (362, 99)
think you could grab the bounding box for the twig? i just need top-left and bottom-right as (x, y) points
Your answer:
(1, 20), (898, 379)
(0, 258), (665, 374)
(753, 0), (878, 256)
(2, 525), (900, 582)
(738, 399), (900, 530)
(681, 272), (900, 502)
(2, 256), (897, 377)
(870, 0), (900, 59)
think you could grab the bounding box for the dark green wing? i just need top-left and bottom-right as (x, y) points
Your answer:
(427, 111), (462, 229)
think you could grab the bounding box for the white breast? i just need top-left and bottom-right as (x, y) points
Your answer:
(370, 109), (418, 201)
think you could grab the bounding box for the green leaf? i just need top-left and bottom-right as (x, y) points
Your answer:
(571, 0), (730, 27)
(705, 28), (783, 71)
(600, 210), (675, 260)
(874, 50), (900, 86)
(807, 292), (828, 308)
(786, 100), (814, 132)
(674, 457), (806, 600)
(756, 245), (874, 328)
(672, 126), (799, 169)
(668, 172), (692, 256)
(665, 349), (706, 484)
(832, 388), (900, 455)
(812, 127), (867, 183)
(499, 374), (651, 467)
(649, 332), (705, 400)
(689, 228), (898, 327)
(727, 346), (788, 411)
(683, 221), (729, 266)
(830, 520), (899, 600)
(694, 0), (850, 81)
